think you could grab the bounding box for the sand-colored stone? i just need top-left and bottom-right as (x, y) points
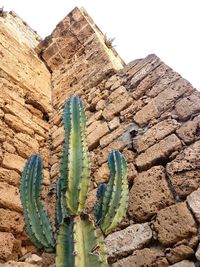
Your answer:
(0, 232), (15, 260)
(2, 153), (26, 173)
(87, 121), (109, 150)
(128, 166), (175, 222)
(187, 188), (200, 222)
(135, 134), (182, 171)
(165, 245), (194, 264)
(154, 203), (197, 246)
(0, 182), (22, 212)
(166, 140), (200, 198)
(0, 208), (24, 234)
(0, 168), (20, 186)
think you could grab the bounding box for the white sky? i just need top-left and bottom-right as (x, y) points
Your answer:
(2, 0), (200, 90)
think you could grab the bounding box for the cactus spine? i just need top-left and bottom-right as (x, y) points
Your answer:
(20, 95), (129, 266)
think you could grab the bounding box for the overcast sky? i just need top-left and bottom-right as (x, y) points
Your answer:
(2, 0), (200, 90)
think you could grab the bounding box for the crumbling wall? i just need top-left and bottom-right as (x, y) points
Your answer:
(1, 6), (200, 267)
(0, 11), (51, 261)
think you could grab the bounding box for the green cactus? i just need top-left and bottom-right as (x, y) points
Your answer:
(20, 95), (129, 266)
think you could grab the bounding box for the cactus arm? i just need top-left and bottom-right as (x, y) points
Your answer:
(55, 178), (67, 227)
(60, 96), (90, 215)
(20, 155), (55, 252)
(96, 151), (129, 235)
(94, 183), (107, 224)
(56, 219), (74, 267)
(73, 216), (108, 267)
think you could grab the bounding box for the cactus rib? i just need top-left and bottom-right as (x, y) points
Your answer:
(55, 178), (67, 227)
(20, 155), (55, 252)
(60, 96), (90, 215)
(95, 151), (129, 235)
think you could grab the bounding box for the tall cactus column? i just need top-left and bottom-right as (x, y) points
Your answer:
(20, 96), (129, 267)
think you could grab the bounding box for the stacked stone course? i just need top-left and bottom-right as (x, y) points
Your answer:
(1, 6), (200, 267)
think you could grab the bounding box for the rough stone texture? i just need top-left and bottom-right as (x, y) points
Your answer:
(195, 243), (200, 261)
(0, 232), (15, 260)
(165, 245), (194, 264)
(166, 140), (200, 198)
(111, 248), (168, 267)
(0, 208), (24, 234)
(169, 260), (195, 267)
(154, 203), (197, 246)
(186, 188), (200, 222)
(134, 119), (180, 153)
(1, 6), (200, 266)
(176, 114), (200, 144)
(135, 134), (182, 171)
(105, 223), (152, 259)
(1, 261), (39, 267)
(0, 182), (22, 212)
(128, 166), (175, 222)
(175, 91), (200, 120)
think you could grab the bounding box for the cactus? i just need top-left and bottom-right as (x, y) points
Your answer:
(20, 95), (129, 266)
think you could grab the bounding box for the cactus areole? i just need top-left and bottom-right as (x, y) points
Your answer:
(20, 95), (129, 267)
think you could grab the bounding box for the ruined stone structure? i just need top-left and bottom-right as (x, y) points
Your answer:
(0, 7), (200, 267)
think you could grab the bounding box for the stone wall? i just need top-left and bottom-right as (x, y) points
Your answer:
(0, 11), (51, 261)
(1, 7), (200, 267)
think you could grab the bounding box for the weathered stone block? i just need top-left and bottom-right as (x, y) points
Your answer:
(166, 245), (194, 264)
(134, 119), (180, 152)
(102, 93), (132, 121)
(87, 121), (109, 150)
(135, 134), (182, 171)
(111, 248), (168, 267)
(134, 78), (193, 126)
(0, 182), (22, 212)
(0, 168), (20, 186)
(175, 92), (200, 120)
(93, 162), (109, 184)
(0, 232), (15, 260)
(154, 203), (197, 246)
(128, 166), (174, 222)
(105, 223), (152, 259)
(176, 115), (200, 144)
(2, 153), (25, 173)
(187, 188), (200, 222)
(0, 208), (24, 234)
(169, 260), (195, 267)
(108, 117), (120, 130)
(166, 140), (200, 198)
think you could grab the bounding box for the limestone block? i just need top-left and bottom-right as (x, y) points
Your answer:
(135, 134), (182, 171)
(166, 245), (194, 264)
(0, 208), (24, 234)
(102, 93), (132, 121)
(105, 223), (152, 259)
(195, 243), (200, 261)
(93, 162), (109, 184)
(52, 129), (65, 149)
(134, 78), (193, 126)
(153, 203), (197, 246)
(0, 232), (15, 260)
(147, 69), (181, 98)
(175, 92), (200, 120)
(0, 182), (22, 212)
(169, 260), (195, 267)
(14, 133), (39, 152)
(176, 115), (200, 144)
(132, 63), (169, 100)
(128, 166), (174, 222)
(134, 119), (180, 153)
(84, 188), (97, 214)
(100, 123), (132, 148)
(4, 114), (34, 136)
(111, 248), (168, 267)
(108, 117), (120, 130)
(2, 153), (25, 173)
(2, 261), (39, 267)
(187, 188), (200, 222)
(166, 140), (200, 198)
(87, 121), (109, 150)
(0, 168), (20, 186)
(2, 142), (16, 154)
(25, 254), (42, 265)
